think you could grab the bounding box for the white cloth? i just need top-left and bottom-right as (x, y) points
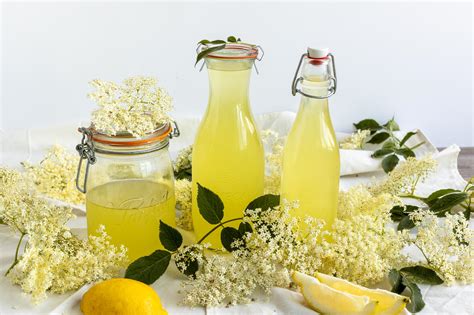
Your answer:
(0, 112), (472, 314)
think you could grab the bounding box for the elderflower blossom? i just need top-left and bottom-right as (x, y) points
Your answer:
(89, 76), (173, 138)
(175, 179), (193, 231)
(340, 130), (370, 150)
(0, 167), (128, 303)
(261, 129), (285, 194)
(174, 145), (193, 180)
(22, 145), (85, 205)
(369, 156), (437, 196)
(407, 210), (474, 284)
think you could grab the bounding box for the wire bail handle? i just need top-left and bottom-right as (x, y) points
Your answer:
(291, 52), (337, 99)
(75, 127), (96, 194)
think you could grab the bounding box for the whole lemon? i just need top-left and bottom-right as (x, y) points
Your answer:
(80, 278), (167, 315)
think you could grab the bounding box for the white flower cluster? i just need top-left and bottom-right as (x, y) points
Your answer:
(174, 145), (193, 178)
(175, 179), (193, 231)
(22, 145), (85, 205)
(408, 210), (473, 284)
(0, 168), (128, 303)
(369, 156), (437, 196)
(340, 130), (371, 150)
(89, 76), (173, 138)
(261, 129), (285, 195)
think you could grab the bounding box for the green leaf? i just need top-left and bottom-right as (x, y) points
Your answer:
(430, 192), (469, 216)
(398, 215), (415, 230)
(396, 148), (416, 159)
(227, 36), (238, 42)
(354, 119), (380, 131)
(400, 266), (444, 285)
(239, 222), (253, 235)
(400, 131), (417, 147)
(246, 194), (280, 212)
(390, 205), (418, 222)
(403, 278), (425, 313)
(382, 154), (400, 173)
(197, 183), (224, 224)
(389, 269), (405, 294)
(174, 167), (192, 180)
(174, 246), (199, 278)
(195, 44), (226, 66)
(159, 220), (183, 252)
(372, 148), (394, 158)
(424, 189), (459, 206)
(384, 117), (400, 131)
(221, 227), (243, 252)
(367, 132), (390, 144)
(125, 250), (171, 284)
(382, 140), (398, 151)
(198, 39), (210, 45)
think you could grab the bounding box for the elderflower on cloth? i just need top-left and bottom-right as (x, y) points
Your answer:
(0, 112), (471, 315)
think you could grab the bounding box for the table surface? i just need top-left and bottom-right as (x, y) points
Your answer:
(454, 147), (473, 179)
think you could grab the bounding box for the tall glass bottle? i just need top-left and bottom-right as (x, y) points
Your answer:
(281, 48), (340, 228)
(192, 44), (264, 248)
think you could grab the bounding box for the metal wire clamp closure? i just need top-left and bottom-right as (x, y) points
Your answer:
(75, 127), (96, 194)
(196, 44), (264, 74)
(291, 52), (337, 99)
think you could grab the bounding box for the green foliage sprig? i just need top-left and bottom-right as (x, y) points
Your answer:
(354, 117), (425, 173)
(391, 177), (473, 230)
(389, 266), (443, 313)
(195, 36), (246, 65)
(125, 182), (279, 283)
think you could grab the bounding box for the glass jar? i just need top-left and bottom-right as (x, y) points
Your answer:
(192, 44), (264, 248)
(76, 123), (179, 261)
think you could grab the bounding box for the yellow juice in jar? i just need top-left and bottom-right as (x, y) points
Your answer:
(192, 59), (264, 248)
(281, 80), (340, 227)
(86, 180), (176, 261)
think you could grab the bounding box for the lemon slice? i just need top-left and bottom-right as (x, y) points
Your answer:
(292, 271), (377, 315)
(315, 272), (409, 315)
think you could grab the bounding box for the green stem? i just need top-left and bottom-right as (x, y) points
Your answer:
(399, 194), (425, 202)
(415, 243), (432, 265)
(197, 217), (243, 244)
(5, 233), (26, 276)
(408, 141), (425, 151)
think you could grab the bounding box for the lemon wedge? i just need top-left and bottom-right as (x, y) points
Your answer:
(315, 272), (409, 315)
(292, 271), (377, 315)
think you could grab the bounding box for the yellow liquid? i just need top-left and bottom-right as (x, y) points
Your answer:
(192, 60), (264, 248)
(281, 81), (340, 227)
(86, 180), (176, 261)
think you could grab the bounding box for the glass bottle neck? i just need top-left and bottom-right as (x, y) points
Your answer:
(206, 59), (253, 108)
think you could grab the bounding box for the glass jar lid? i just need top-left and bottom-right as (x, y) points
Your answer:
(205, 44), (259, 60)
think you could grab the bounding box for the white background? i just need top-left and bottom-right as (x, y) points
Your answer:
(1, 1), (473, 147)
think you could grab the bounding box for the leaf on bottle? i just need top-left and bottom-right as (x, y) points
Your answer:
(238, 222), (253, 235)
(382, 154), (400, 173)
(402, 278), (425, 313)
(397, 215), (415, 231)
(159, 220), (183, 252)
(372, 148), (394, 158)
(399, 131), (417, 147)
(384, 117), (400, 131)
(125, 250), (171, 284)
(388, 269), (405, 294)
(353, 119), (381, 132)
(195, 44), (226, 66)
(246, 194), (280, 214)
(430, 192), (468, 216)
(221, 227), (243, 252)
(227, 36), (238, 43)
(197, 183), (224, 224)
(400, 266), (444, 285)
(396, 148), (416, 159)
(367, 132), (390, 144)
